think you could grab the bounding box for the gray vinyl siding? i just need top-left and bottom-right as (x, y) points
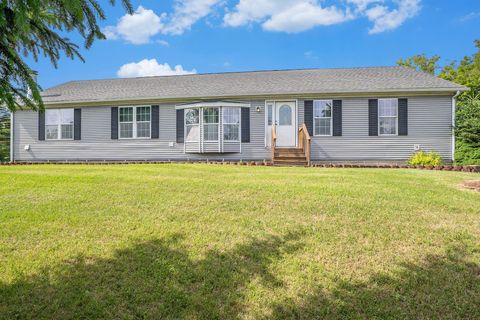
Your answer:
(13, 95), (453, 162)
(309, 96), (452, 161)
(13, 100), (269, 161)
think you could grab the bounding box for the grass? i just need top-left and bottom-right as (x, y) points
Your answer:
(0, 164), (479, 319)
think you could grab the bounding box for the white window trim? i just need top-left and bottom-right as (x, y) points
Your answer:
(378, 98), (398, 136)
(203, 107), (220, 142)
(118, 105), (152, 140)
(183, 106), (243, 154)
(222, 107), (240, 142)
(184, 108), (200, 143)
(313, 100), (333, 137)
(45, 109), (74, 141)
(264, 100), (298, 147)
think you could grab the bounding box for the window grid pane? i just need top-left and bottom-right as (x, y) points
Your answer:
(379, 117), (397, 135)
(224, 124), (239, 141)
(61, 124), (73, 139)
(60, 109), (74, 124)
(46, 125), (58, 139)
(136, 107), (150, 122)
(314, 101), (332, 118)
(379, 99), (398, 117)
(204, 124), (219, 141)
(315, 118), (331, 136)
(222, 108), (240, 124)
(119, 107), (133, 122)
(120, 123), (133, 138)
(136, 122), (150, 138)
(203, 108), (219, 124)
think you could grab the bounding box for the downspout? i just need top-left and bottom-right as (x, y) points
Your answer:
(451, 90), (461, 163)
(10, 111), (14, 163)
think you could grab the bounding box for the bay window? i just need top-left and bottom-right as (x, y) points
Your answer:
(45, 109), (74, 140)
(119, 106), (151, 139)
(378, 99), (398, 135)
(180, 102), (246, 153)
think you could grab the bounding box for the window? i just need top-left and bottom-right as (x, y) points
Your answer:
(314, 100), (332, 136)
(119, 106), (151, 139)
(223, 107), (240, 141)
(267, 103), (273, 126)
(185, 108), (200, 142)
(278, 104), (292, 125)
(203, 107), (219, 141)
(378, 99), (398, 135)
(45, 109), (74, 140)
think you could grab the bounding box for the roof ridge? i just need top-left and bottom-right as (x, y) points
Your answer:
(44, 66), (407, 89)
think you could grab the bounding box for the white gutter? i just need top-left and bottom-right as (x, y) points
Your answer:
(10, 111), (14, 163)
(452, 90), (461, 163)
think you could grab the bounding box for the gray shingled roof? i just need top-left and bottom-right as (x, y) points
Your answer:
(41, 66), (466, 104)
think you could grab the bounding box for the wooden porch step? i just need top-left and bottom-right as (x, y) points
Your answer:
(275, 148), (304, 156)
(273, 147), (308, 166)
(273, 159), (308, 166)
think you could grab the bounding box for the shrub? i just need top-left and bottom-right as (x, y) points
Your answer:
(407, 150), (443, 166)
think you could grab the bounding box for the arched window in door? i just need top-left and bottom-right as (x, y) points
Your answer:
(279, 104), (292, 125)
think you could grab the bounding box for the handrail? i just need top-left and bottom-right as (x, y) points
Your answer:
(271, 125), (277, 163)
(298, 123), (311, 166)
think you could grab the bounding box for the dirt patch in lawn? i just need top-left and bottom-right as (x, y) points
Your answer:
(463, 180), (480, 191)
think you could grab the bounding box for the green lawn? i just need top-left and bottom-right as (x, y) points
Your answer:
(0, 164), (479, 319)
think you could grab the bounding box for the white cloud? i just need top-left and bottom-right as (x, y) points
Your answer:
(224, 0), (420, 34)
(117, 59), (197, 78)
(262, 2), (352, 33)
(163, 0), (223, 35)
(365, 0), (421, 34)
(104, 0), (421, 42)
(156, 40), (170, 46)
(103, 6), (163, 44)
(460, 11), (480, 22)
(104, 1), (221, 44)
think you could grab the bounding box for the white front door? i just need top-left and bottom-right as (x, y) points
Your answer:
(266, 101), (297, 147)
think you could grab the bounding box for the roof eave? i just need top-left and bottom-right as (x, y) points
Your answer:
(41, 87), (467, 107)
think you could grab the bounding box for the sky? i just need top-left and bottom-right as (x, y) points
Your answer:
(27, 0), (480, 89)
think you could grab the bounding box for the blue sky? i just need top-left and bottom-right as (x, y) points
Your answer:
(28, 0), (480, 89)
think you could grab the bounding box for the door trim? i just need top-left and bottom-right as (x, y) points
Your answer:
(265, 99), (298, 148)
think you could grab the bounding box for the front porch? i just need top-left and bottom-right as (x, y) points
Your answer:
(271, 123), (311, 166)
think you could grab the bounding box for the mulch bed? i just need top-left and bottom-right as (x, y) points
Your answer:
(1, 161), (480, 172)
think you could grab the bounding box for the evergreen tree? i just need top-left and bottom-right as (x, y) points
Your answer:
(0, 0), (132, 112)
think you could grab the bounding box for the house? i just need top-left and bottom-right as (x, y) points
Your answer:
(11, 67), (466, 165)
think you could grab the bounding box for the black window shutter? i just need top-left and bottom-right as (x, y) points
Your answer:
(176, 109), (184, 143)
(151, 105), (159, 139)
(38, 110), (45, 141)
(304, 100), (313, 136)
(111, 107), (118, 139)
(368, 99), (378, 136)
(241, 107), (250, 143)
(398, 98), (408, 136)
(74, 108), (81, 140)
(332, 100), (342, 136)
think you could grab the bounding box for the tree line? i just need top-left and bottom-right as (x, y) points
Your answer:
(397, 40), (480, 164)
